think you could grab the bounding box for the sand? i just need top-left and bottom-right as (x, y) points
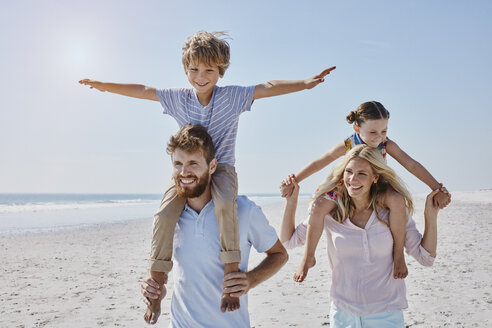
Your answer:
(1, 190), (491, 327)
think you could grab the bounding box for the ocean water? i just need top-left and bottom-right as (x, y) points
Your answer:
(0, 193), (303, 235)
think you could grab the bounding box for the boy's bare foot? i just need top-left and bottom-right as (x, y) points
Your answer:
(144, 272), (167, 324)
(393, 252), (408, 279)
(144, 291), (164, 324)
(221, 262), (240, 312)
(294, 255), (316, 283)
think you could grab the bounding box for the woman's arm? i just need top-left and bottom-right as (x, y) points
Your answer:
(279, 176), (300, 243)
(404, 189), (440, 265)
(420, 189), (440, 257)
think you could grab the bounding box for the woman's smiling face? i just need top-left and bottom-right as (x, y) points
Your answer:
(343, 157), (379, 200)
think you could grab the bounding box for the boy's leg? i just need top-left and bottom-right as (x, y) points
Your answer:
(211, 164), (241, 312)
(145, 181), (186, 324)
(384, 189), (408, 279)
(294, 195), (337, 282)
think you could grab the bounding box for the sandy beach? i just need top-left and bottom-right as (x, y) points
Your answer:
(1, 190), (491, 327)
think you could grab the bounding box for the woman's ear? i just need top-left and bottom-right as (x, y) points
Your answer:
(373, 174), (379, 184)
(353, 124), (360, 134)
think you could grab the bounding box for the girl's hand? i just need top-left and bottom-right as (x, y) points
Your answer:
(280, 182), (294, 198)
(433, 184), (451, 209)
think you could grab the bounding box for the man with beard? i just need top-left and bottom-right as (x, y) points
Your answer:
(142, 124), (288, 327)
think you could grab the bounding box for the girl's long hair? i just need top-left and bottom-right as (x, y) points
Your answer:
(313, 145), (413, 225)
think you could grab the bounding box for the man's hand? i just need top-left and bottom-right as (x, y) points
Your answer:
(79, 79), (107, 92)
(141, 276), (165, 306)
(223, 271), (251, 297)
(303, 66), (336, 89)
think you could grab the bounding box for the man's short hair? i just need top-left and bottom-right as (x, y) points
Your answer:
(167, 124), (215, 163)
(182, 31), (230, 76)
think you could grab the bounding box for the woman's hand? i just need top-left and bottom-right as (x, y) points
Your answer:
(285, 175), (300, 203)
(425, 189), (441, 222)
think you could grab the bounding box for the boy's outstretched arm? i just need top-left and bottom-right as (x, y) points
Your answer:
(253, 66), (336, 100)
(78, 79), (158, 101)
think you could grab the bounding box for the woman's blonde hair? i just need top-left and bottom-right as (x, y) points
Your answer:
(313, 144), (413, 225)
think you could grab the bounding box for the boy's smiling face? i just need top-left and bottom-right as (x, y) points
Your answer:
(186, 61), (223, 100)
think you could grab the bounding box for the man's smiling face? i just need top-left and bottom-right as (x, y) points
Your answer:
(172, 148), (213, 198)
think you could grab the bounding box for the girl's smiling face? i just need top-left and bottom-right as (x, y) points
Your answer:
(354, 118), (388, 148)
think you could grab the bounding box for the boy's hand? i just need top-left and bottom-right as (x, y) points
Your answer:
(79, 79), (106, 92)
(304, 66), (336, 89)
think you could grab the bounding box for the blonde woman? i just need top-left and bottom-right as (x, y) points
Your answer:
(280, 145), (441, 327)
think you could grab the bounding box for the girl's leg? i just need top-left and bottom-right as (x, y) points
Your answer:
(145, 181), (186, 324)
(211, 164), (241, 312)
(294, 196), (337, 282)
(384, 189), (408, 279)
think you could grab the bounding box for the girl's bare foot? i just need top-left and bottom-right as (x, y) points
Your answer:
(393, 252), (408, 279)
(294, 255), (316, 282)
(221, 262), (240, 312)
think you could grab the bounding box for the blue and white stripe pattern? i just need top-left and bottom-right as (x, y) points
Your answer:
(156, 85), (255, 165)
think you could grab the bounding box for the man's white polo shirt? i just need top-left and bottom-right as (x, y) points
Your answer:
(169, 195), (279, 328)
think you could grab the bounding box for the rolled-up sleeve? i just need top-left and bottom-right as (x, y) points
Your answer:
(404, 217), (436, 266)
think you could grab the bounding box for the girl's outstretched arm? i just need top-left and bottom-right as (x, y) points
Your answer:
(280, 142), (345, 197)
(295, 142), (346, 182)
(386, 140), (451, 208)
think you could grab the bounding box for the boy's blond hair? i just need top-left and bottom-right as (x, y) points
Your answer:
(182, 31), (230, 76)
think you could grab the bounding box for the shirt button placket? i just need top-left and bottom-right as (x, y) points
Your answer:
(362, 232), (370, 261)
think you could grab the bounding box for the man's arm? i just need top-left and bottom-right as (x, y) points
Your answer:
(78, 79), (158, 101)
(222, 240), (288, 297)
(253, 66), (336, 100)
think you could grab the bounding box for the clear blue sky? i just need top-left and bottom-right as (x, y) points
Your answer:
(1, 0), (491, 194)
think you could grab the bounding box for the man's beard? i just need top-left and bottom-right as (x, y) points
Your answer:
(174, 171), (210, 198)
